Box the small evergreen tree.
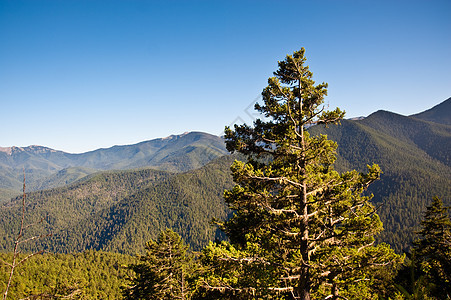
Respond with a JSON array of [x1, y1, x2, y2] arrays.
[[200, 48, 402, 300], [124, 229, 196, 300], [413, 197, 451, 299]]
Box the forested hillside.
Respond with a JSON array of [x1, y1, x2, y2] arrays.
[[0, 155, 235, 255], [309, 106, 451, 252], [0, 38, 449, 299]]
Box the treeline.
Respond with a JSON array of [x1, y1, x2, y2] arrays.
[[1, 111, 449, 255], [0, 131, 229, 200], [0, 168, 173, 252], [45, 155, 233, 254]]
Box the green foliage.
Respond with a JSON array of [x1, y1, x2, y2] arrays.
[[394, 257, 436, 300], [1, 101, 449, 257], [201, 49, 402, 299], [0, 250, 136, 299], [124, 229, 197, 300], [412, 197, 451, 298], [198, 240, 286, 300]]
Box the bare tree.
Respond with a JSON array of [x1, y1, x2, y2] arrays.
[[0, 170, 50, 300]]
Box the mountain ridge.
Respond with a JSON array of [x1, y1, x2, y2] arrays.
[[0, 131, 228, 200], [0, 131, 218, 157], [410, 97, 451, 125]]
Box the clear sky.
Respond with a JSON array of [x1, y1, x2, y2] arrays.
[[1, 0, 450, 153]]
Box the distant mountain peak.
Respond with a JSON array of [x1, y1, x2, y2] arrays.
[[161, 131, 191, 141], [0, 131, 228, 196], [0, 145, 58, 155], [0, 147, 12, 155], [348, 116, 365, 121], [6, 145, 60, 155]]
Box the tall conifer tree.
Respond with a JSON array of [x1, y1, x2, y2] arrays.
[[413, 197, 451, 298], [200, 48, 401, 300]]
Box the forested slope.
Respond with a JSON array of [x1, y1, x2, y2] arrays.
[[309, 108, 451, 252], [0, 156, 234, 255]]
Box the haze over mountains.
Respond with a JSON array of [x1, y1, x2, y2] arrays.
[[0, 131, 228, 200], [0, 98, 449, 254]]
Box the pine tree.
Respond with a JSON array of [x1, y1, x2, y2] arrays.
[[200, 48, 401, 300], [124, 229, 196, 300], [413, 197, 451, 299]]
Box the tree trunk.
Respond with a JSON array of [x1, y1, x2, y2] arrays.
[[298, 266, 311, 300], [297, 69, 310, 300], [297, 196, 310, 300], [332, 283, 339, 300]]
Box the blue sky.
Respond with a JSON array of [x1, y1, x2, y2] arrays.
[[1, 0, 450, 153]]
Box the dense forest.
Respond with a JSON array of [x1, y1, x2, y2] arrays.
[[0, 156, 234, 254], [1, 50, 450, 299]]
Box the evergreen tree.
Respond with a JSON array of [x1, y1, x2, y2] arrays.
[[413, 197, 451, 298], [200, 48, 401, 300], [124, 229, 196, 300]]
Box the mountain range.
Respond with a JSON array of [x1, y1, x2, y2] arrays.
[[0, 98, 449, 254], [0, 131, 228, 202]]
